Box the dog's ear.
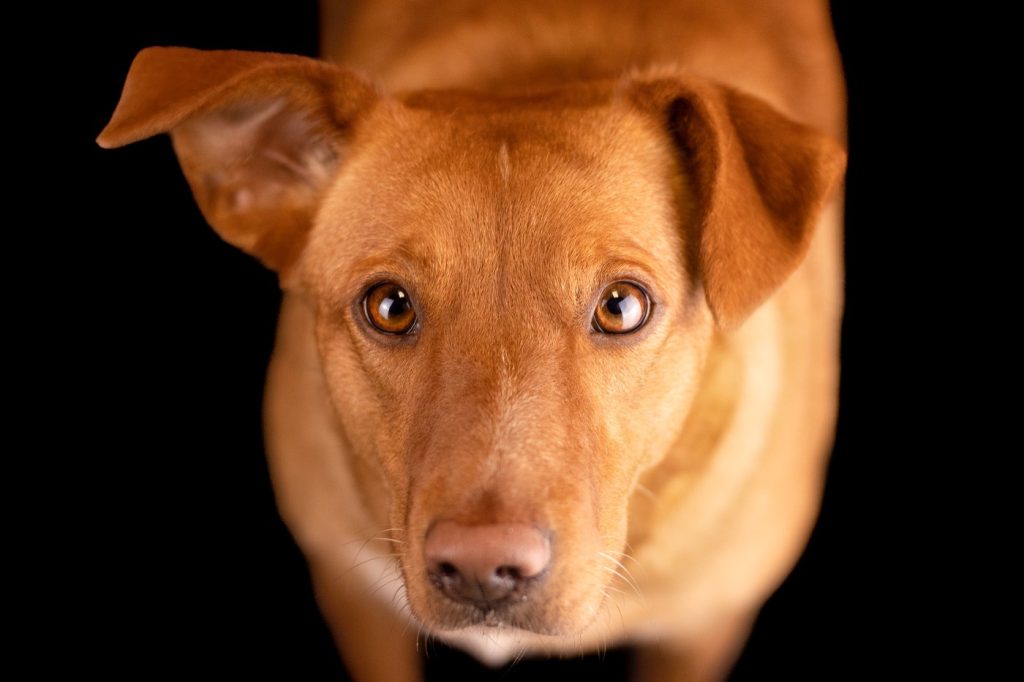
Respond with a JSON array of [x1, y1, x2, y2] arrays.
[[630, 78, 846, 330], [98, 47, 377, 281]]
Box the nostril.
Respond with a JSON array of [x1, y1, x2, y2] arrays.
[[494, 565, 521, 581]]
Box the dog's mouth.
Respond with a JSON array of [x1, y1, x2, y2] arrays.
[[415, 578, 543, 633], [445, 602, 532, 631], [425, 598, 569, 636]]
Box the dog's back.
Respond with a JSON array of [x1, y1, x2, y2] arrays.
[[323, 0, 844, 136]]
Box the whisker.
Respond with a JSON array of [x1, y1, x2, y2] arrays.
[[602, 583, 628, 597], [634, 483, 658, 504], [597, 551, 645, 597], [601, 546, 651, 584], [374, 527, 406, 536], [597, 563, 643, 600], [367, 574, 405, 600], [344, 551, 402, 576]]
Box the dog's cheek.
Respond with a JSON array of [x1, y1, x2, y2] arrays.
[[312, 322, 423, 521], [576, 319, 712, 590], [635, 326, 713, 470], [543, 493, 626, 633]]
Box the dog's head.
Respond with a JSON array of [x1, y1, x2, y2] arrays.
[[100, 48, 844, 636]]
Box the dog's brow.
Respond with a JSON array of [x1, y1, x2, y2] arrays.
[[352, 245, 432, 277], [590, 241, 664, 275]]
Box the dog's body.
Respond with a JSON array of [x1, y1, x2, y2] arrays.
[[100, 1, 845, 679]]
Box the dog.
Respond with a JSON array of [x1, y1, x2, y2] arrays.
[[98, 0, 846, 679]]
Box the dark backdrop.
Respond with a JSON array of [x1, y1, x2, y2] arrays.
[[62, 2, 903, 678]]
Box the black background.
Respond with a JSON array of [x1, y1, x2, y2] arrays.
[[56, 1, 924, 678]]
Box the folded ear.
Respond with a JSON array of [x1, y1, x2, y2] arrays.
[[98, 47, 377, 280], [630, 78, 846, 330]]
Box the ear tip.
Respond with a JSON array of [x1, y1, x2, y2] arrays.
[[96, 121, 136, 149], [99, 46, 206, 150], [133, 45, 198, 62], [126, 46, 191, 77], [96, 130, 118, 149]]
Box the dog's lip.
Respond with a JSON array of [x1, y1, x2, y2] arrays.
[[480, 609, 511, 628], [434, 598, 531, 629], [436, 612, 531, 633], [428, 600, 570, 635]]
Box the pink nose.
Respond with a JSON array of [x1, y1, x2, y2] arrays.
[[424, 521, 551, 606]]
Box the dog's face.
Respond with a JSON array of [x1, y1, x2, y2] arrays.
[[100, 49, 843, 636], [304, 93, 711, 632]]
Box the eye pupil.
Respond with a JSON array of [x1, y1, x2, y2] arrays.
[[605, 289, 624, 314], [593, 282, 650, 334], [364, 282, 417, 334], [378, 289, 408, 320]]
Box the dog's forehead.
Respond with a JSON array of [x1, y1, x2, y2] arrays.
[[308, 92, 688, 302]]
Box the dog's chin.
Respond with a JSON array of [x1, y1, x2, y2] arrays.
[[422, 604, 564, 636], [408, 581, 606, 638]]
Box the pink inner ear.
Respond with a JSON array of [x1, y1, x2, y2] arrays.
[[230, 187, 255, 212], [175, 97, 338, 216], [167, 95, 343, 273]]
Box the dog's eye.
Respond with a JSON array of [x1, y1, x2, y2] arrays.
[[363, 282, 417, 335], [593, 282, 650, 334]]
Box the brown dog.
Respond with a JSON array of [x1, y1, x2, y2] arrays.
[[98, 1, 846, 679]]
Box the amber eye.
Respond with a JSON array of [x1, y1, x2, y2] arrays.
[[593, 281, 650, 334], [362, 282, 417, 335]]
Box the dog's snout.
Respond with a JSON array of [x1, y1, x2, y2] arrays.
[[425, 521, 551, 606]]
